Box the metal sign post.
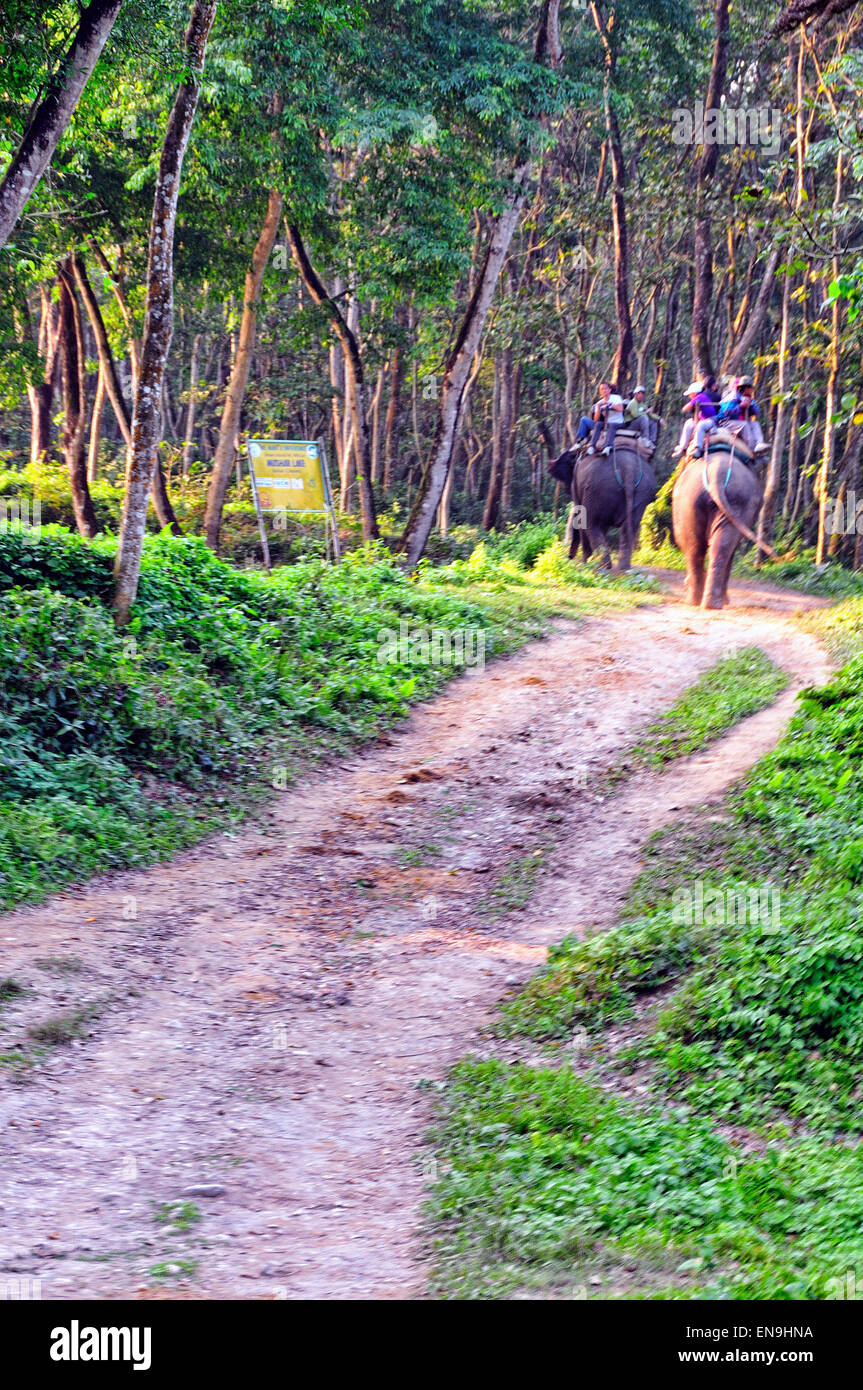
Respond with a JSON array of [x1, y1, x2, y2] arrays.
[[246, 447, 272, 572], [245, 438, 341, 568], [317, 438, 341, 563]]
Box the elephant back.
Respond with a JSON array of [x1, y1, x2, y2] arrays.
[[705, 427, 755, 463], [615, 428, 658, 463]]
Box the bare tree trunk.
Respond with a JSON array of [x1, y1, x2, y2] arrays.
[[653, 275, 679, 412], [204, 186, 284, 549], [634, 286, 658, 387], [756, 268, 791, 556], [285, 223, 379, 541], [0, 0, 123, 248], [816, 151, 844, 566], [783, 399, 801, 518], [72, 252, 132, 444], [58, 261, 98, 537], [691, 0, 730, 379], [370, 365, 385, 484], [182, 332, 202, 474], [400, 166, 529, 565], [113, 0, 216, 622], [338, 292, 360, 513], [25, 285, 61, 463], [89, 239, 142, 391], [87, 366, 106, 481], [534, 0, 563, 65], [590, 2, 633, 388], [328, 277, 346, 485], [438, 451, 456, 537], [383, 342, 403, 491], [722, 245, 782, 379], [502, 356, 520, 517], [483, 353, 505, 531], [73, 250, 181, 532]]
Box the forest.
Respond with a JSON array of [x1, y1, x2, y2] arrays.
[[2, 0, 863, 581], [2, 0, 863, 1331]]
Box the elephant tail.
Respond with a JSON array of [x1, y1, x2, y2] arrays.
[[703, 454, 780, 561]]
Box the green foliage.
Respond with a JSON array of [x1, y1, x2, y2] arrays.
[[0, 524, 649, 908], [429, 1060, 863, 1299], [642, 885, 863, 1129], [624, 647, 788, 769], [428, 598, 863, 1297], [499, 648, 863, 1131], [500, 915, 714, 1039], [801, 594, 863, 665]]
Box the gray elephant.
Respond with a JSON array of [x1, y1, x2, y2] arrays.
[[549, 435, 657, 571], [671, 434, 765, 609]]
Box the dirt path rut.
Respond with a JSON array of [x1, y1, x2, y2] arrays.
[[0, 576, 831, 1300]]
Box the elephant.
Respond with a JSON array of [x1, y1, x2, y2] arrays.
[[549, 434, 658, 572], [671, 436, 764, 609]]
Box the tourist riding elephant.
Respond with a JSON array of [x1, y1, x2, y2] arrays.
[[549, 435, 657, 572], [671, 435, 765, 609]]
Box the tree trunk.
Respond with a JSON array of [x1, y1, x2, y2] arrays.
[[0, 0, 123, 248], [87, 366, 106, 481], [182, 332, 202, 474], [816, 151, 844, 566], [756, 268, 791, 556], [483, 353, 504, 531], [204, 186, 284, 549], [721, 245, 782, 378], [400, 165, 529, 566], [383, 342, 403, 491], [89, 239, 142, 391], [25, 285, 61, 463], [113, 0, 217, 623], [590, 2, 633, 387], [690, 0, 731, 379], [370, 365, 385, 484], [58, 262, 98, 537], [285, 223, 379, 541], [73, 250, 181, 531]]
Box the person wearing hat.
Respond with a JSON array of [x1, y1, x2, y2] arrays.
[[671, 381, 705, 458], [692, 381, 720, 456], [625, 385, 664, 443], [716, 376, 769, 454]]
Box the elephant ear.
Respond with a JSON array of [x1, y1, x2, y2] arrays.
[[548, 452, 575, 487]]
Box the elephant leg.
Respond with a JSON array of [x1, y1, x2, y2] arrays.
[[687, 550, 706, 606], [586, 522, 610, 569], [565, 502, 579, 559], [702, 521, 736, 610]]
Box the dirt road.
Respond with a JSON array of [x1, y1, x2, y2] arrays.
[[0, 575, 831, 1300]]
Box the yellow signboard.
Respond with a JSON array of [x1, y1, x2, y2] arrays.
[[246, 439, 329, 513]]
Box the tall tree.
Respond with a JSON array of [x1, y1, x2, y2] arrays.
[[113, 0, 217, 623], [204, 186, 284, 550], [0, 0, 124, 248], [691, 0, 730, 380]]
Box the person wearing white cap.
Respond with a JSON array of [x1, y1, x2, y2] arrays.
[[671, 380, 703, 458]]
